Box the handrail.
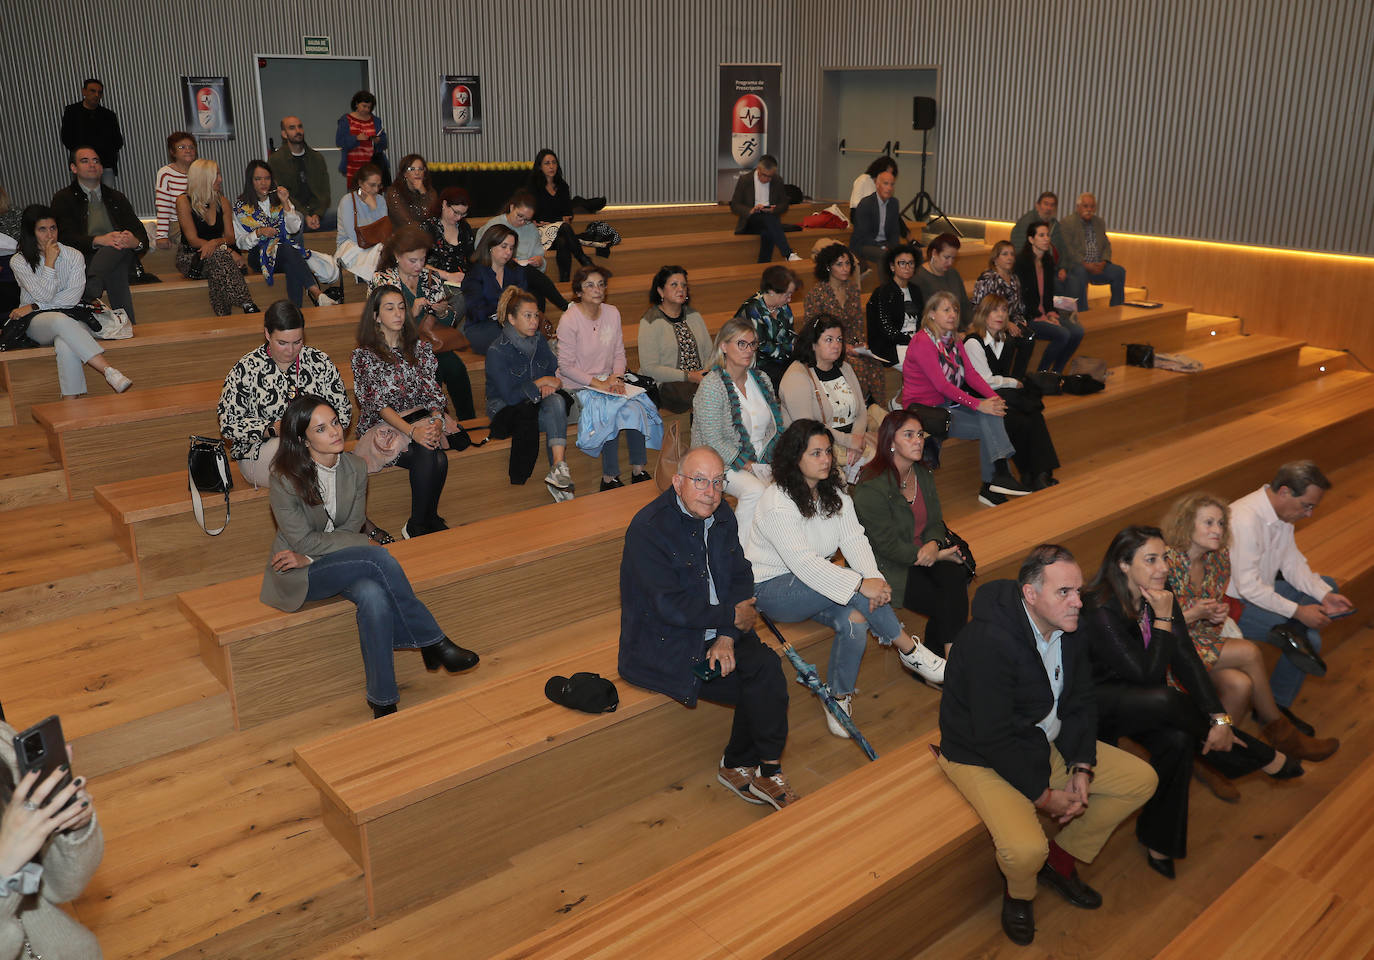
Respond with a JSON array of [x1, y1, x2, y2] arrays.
[[838, 138, 892, 156]]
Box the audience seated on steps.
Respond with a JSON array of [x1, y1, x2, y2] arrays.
[[900, 291, 1029, 507], [963, 295, 1061, 491], [461, 223, 527, 356], [268, 115, 335, 233], [557, 264, 653, 490], [1160, 491, 1338, 802], [746, 420, 946, 739], [371, 225, 475, 419], [217, 299, 351, 490], [806, 243, 884, 405], [8, 203, 131, 397], [1013, 220, 1084, 374], [423, 186, 474, 291], [1057, 193, 1127, 311], [729, 153, 801, 264], [865, 243, 923, 366], [938, 543, 1158, 947], [849, 167, 901, 279], [619, 445, 799, 810], [258, 393, 477, 720], [914, 232, 971, 332], [385, 153, 438, 231], [175, 158, 256, 316], [1226, 460, 1357, 714], [472, 190, 569, 313], [153, 131, 196, 249], [485, 286, 575, 501], [637, 264, 711, 414], [233, 160, 339, 309], [334, 162, 389, 283], [853, 410, 970, 658], [970, 241, 1034, 380], [691, 316, 781, 544], [50, 146, 145, 322], [351, 285, 457, 539], [526, 148, 594, 283], [1078, 526, 1300, 882], [777, 313, 872, 482], [730, 264, 801, 390]]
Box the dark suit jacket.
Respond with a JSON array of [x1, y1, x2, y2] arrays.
[[729, 172, 790, 233], [50, 181, 149, 257], [939, 579, 1098, 800], [849, 193, 901, 253], [619, 487, 755, 705]]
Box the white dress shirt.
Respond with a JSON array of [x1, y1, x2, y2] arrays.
[[753, 171, 771, 208], [1225, 485, 1331, 617]]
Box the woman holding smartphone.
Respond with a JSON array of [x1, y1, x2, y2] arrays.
[[0, 721, 102, 958]]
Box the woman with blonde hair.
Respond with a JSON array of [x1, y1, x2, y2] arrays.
[[1161, 493, 1337, 771], [176, 158, 255, 315], [901, 290, 1028, 506]]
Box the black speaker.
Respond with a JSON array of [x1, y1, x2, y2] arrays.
[[913, 97, 937, 131]]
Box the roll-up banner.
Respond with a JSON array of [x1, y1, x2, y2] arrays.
[[716, 63, 781, 202]]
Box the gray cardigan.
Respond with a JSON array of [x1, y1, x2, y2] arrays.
[[0, 725, 103, 960], [691, 367, 782, 470], [636, 307, 713, 383], [260, 452, 371, 611], [1056, 213, 1113, 269]]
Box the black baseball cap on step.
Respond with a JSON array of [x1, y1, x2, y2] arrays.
[[544, 672, 619, 714]]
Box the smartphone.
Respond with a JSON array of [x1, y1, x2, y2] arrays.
[[692, 659, 722, 683], [13, 715, 76, 810]]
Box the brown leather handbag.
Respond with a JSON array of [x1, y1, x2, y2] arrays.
[[352, 194, 393, 250]]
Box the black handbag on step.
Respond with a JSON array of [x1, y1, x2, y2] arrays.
[[188, 435, 233, 536], [1125, 343, 1155, 368], [938, 528, 977, 580]]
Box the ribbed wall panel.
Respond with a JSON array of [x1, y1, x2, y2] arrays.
[[3, 0, 1370, 253]]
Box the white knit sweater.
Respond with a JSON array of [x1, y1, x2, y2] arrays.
[[745, 483, 883, 603]]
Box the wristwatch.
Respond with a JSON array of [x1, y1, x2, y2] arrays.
[[1209, 714, 1234, 728], [1068, 762, 1095, 782]]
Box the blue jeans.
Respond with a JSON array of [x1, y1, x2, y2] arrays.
[[304, 545, 445, 706], [1235, 576, 1338, 709], [600, 429, 647, 476], [742, 211, 794, 262], [539, 391, 569, 462], [946, 402, 1015, 483], [754, 573, 905, 696], [1027, 315, 1085, 373], [1065, 261, 1127, 311]]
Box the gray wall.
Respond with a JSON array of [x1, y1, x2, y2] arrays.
[[5, 0, 1370, 254]]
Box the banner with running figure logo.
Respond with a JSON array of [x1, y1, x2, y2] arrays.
[[716, 64, 782, 202], [180, 77, 235, 140], [441, 76, 482, 134]]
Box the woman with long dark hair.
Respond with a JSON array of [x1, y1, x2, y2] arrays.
[[0, 728, 102, 957], [350, 286, 455, 538], [8, 204, 131, 396], [1013, 221, 1084, 373], [777, 314, 871, 482], [748, 420, 946, 737], [386, 153, 439, 229], [261, 393, 477, 717], [853, 410, 969, 655], [234, 160, 338, 308], [526, 148, 593, 282], [1080, 525, 1301, 878], [461, 223, 527, 355]]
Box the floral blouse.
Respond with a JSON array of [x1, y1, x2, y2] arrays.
[[1164, 545, 1230, 664], [350, 339, 445, 441], [804, 277, 885, 404], [970, 269, 1026, 327], [423, 216, 474, 274], [371, 266, 456, 325]]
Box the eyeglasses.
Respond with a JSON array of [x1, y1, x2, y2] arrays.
[[733, 339, 759, 351], [893, 258, 916, 268], [581, 280, 607, 289], [678, 474, 727, 490], [405, 166, 425, 174]]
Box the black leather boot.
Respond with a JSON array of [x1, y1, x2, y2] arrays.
[[421, 637, 480, 672]]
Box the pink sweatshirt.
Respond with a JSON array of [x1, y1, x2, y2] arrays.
[[901, 330, 994, 410]]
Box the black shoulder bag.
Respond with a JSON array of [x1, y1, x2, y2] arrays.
[[188, 436, 233, 535]]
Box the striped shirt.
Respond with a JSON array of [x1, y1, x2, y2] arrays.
[[11, 244, 86, 309], [154, 164, 188, 241]]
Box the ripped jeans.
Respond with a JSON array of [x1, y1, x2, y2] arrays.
[[753, 573, 905, 696]]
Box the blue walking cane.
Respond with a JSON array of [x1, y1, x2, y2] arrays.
[[757, 611, 879, 761]]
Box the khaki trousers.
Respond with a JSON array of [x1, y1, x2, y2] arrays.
[[939, 741, 1157, 899]]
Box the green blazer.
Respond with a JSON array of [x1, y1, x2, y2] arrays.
[[851, 465, 948, 602], [259, 452, 371, 611]]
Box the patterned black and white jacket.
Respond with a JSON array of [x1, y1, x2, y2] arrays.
[[217, 344, 351, 461]]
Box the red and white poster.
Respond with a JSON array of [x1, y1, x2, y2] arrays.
[[716, 64, 781, 202], [180, 76, 235, 141], [441, 75, 482, 134]]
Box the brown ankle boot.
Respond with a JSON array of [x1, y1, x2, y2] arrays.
[[1262, 716, 1339, 762], [1192, 761, 1240, 802]]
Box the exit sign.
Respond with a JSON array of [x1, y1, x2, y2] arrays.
[[303, 36, 331, 56]]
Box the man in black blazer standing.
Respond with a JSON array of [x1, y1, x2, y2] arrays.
[[938, 544, 1157, 946], [849, 169, 901, 277], [729, 155, 801, 264]]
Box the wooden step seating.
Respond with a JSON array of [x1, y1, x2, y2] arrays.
[[0, 422, 65, 510], [1155, 750, 1374, 960], [177, 484, 661, 728], [489, 733, 985, 960], [97, 419, 649, 600]]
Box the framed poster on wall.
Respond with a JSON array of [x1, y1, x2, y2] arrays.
[[716, 64, 781, 202], [441, 76, 481, 134], [181, 76, 235, 140]]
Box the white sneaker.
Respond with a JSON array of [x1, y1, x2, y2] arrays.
[[898, 638, 946, 686], [786, 252, 803, 262], [316, 292, 339, 307], [823, 695, 853, 738], [104, 367, 132, 393], [546, 460, 574, 491]]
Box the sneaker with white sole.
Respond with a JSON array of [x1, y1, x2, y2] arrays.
[[104, 366, 132, 393], [545, 462, 574, 490], [899, 638, 946, 686], [988, 470, 1031, 497], [717, 757, 764, 805], [748, 770, 801, 810], [823, 694, 853, 739], [786, 252, 803, 262], [315, 292, 339, 307], [979, 483, 1008, 507]]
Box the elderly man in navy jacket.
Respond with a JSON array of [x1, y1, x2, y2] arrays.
[[938, 544, 1156, 946], [619, 445, 797, 810]]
